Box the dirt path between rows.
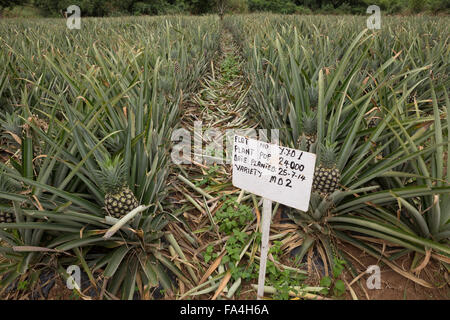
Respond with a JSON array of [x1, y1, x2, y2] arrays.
[[165, 26, 257, 300]]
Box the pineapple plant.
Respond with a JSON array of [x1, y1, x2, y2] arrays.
[[96, 157, 139, 219], [312, 143, 340, 196]]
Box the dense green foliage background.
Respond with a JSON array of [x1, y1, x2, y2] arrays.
[[0, 0, 449, 17]]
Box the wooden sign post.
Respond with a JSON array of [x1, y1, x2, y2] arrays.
[[232, 135, 316, 300], [257, 198, 272, 300]]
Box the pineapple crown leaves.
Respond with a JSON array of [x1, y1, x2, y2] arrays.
[[318, 141, 339, 169], [0, 112, 23, 141], [170, 50, 178, 60], [103, 136, 122, 155], [0, 169, 17, 204], [94, 156, 128, 194], [308, 87, 318, 108], [298, 113, 317, 152], [0, 170, 15, 194], [297, 135, 308, 151], [302, 114, 317, 136]]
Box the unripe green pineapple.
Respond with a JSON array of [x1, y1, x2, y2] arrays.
[[173, 61, 180, 73], [313, 144, 340, 196], [104, 187, 139, 219], [96, 157, 139, 219]]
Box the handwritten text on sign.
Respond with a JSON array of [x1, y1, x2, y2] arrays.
[[232, 135, 316, 212]]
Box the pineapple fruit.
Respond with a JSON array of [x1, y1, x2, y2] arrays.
[[173, 61, 180, 73], [0, 210, 15, 223], [312, 144, 340, 196], [104, 187, 139, 219], [96, 157, 139, 219]]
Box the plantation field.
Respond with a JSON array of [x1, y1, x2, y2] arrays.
[[0, 14, 449, 300]]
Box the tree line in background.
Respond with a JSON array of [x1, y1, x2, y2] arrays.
[[0, 0, 449, 17]]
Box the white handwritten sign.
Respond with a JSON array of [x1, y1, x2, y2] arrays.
[[232, 135, 316, 212]]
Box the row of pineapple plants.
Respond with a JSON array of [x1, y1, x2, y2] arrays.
[[224, 14, 450, 273], [0, 16, 220, 298]]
